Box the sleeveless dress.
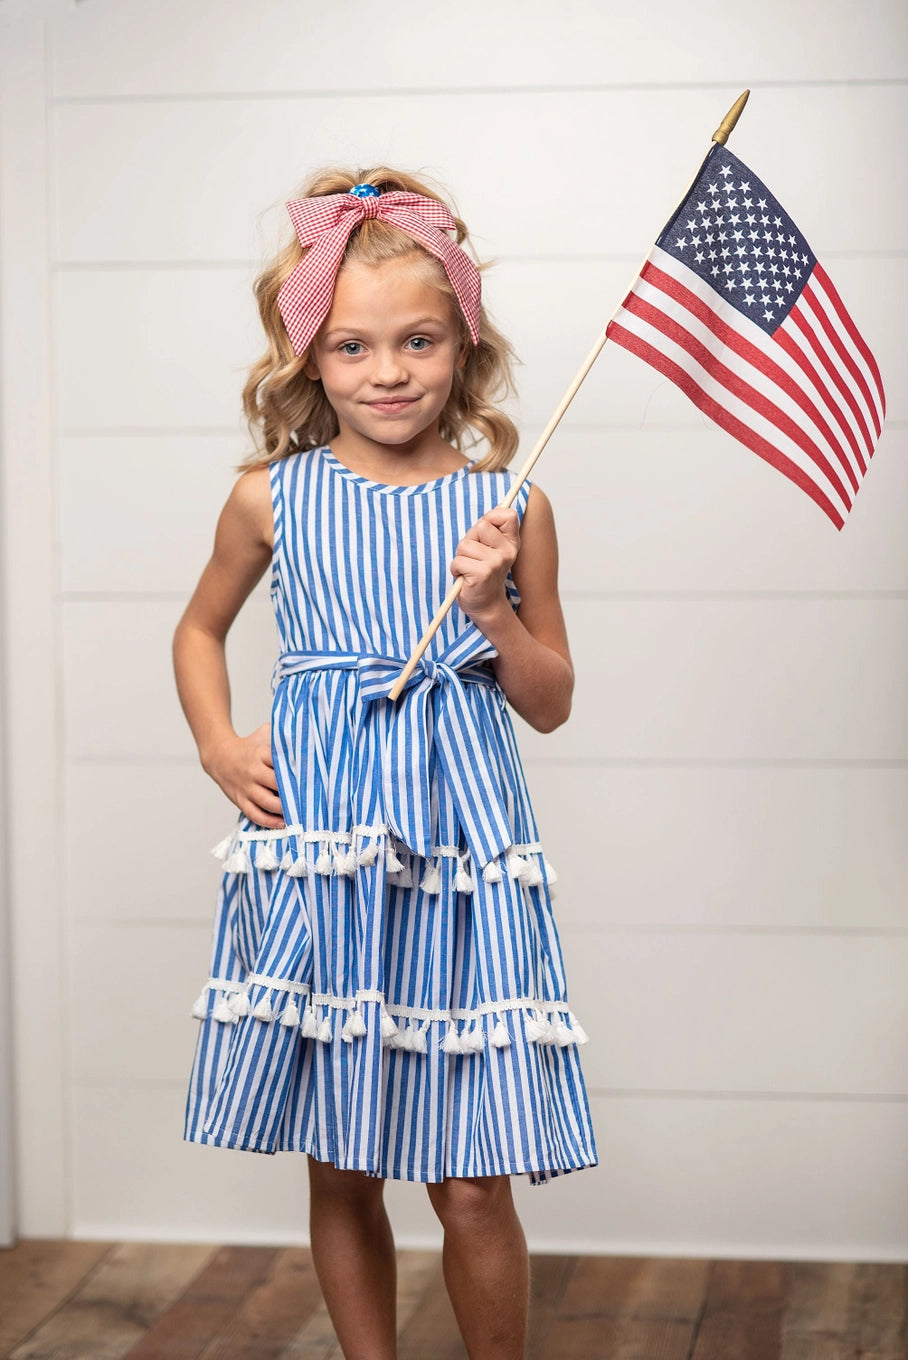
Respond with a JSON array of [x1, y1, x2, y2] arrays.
[[185, 445, 598, 1184]]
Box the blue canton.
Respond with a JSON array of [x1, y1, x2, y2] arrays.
[[656, 144, 817, 335]]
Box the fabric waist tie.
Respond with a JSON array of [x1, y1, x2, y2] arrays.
[[273, 644, 514, 868]]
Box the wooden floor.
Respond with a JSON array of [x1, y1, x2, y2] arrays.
[[0, 1241, 905, 1359]]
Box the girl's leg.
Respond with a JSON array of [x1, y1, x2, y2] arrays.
[[307, 1156, 397, 1359], [426, 1174, 530, 1360]]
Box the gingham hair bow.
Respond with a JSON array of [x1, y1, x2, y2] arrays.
[[276, 188, 482, 356]]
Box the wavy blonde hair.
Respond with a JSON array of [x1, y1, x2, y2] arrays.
[[240, 166, 519, 473]]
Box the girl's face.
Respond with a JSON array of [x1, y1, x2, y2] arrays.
[[306, 257, 466, 454]]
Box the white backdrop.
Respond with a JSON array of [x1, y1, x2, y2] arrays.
[[1, 0, 906, 1258]]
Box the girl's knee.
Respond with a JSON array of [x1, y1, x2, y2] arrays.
[[426, 1174, 513, 1232], [308, 1157, 385, 1205]]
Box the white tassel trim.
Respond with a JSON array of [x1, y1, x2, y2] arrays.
[[380, 1010, 400, 1044], [301, 1008, 318, 1039], [191, 989, 209, 1020], [314, 844, 333, 875], [225, 846, 251, 874], [543, 857, 558, 885], [357, 840, 379, 867], [419, 860, 442, 894], [288, 855, 309, 878], [333, 846, 357, 876], [255, 842, 279, 871], [212, 997, 237, 1024], [506, 850, 532, 880], [341, 1010, 368, 1043], [316, 1017, 333, 1043], [252, 997, 274, 1022], [228, 991, 251, 1018], [384, 844, 404, 874], [482, 859, 503, 884], [490, 1019, 511, 1048], [280, 1000, 301, 1028], [453, 857, 475, 893], [441, 1024, 464, 1054], [461, 1023, 485, 1053]]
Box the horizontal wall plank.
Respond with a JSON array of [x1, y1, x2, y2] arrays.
[[68, 1083, 908, 1259], [62, 597, 908, 762], [57, 428, 907, 597], [62, 599, 276, 761], [49, 0, 908, 96], [51, 86, 908, 260], [53, 256, 904, 433], [65, 763, 234, 924], [59, 433, 248, 594], [518, 596, 908, 762], [66, 761, 908, 932], [527, 763, 908, 931], [67, 921, 908, 1094]]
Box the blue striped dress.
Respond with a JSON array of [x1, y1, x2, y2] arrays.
[[185, 445, 598, 1184]]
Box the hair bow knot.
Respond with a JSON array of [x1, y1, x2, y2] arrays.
[[276, 190, 482, 357]]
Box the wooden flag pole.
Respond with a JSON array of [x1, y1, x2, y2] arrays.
[[388, 90, 750, 701]]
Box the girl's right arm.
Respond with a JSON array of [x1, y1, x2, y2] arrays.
[[172, 465, 286, 829]]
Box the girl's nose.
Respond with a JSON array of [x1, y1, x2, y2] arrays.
[[371, 349, 408, 386]]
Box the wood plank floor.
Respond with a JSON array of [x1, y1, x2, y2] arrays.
[[0, 1242, 905, 1359]]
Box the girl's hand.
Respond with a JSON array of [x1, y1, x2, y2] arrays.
[[451, 507, 521, 626], [203, 721, 286, 829]]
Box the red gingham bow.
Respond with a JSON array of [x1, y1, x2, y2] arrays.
[[276, 190, 482, 356]]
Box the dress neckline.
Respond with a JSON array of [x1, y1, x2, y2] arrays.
[[317, 445, 475, 496]]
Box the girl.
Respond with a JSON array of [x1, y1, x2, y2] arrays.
[[174, 166, 598, 1360]]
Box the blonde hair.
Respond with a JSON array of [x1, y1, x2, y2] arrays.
[[239, 166, 519, 473]]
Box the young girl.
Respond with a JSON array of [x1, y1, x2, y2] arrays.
[[174, 166, 598, 1359]]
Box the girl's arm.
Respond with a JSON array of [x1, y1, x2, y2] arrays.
[[172, 466, 286, 828], [451, 483, 573, 733]]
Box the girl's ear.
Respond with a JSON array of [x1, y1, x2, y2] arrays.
[[303, 348, 321, 381], [455, 343, 470, 371]]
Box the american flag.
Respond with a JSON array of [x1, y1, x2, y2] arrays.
[[607, 144, 885, 529]]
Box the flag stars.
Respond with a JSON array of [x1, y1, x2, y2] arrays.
[[695, 250, 705, 264], [676, 236, 687, 249], [763, 308, 774, 321], [720, 164, 732, 178]]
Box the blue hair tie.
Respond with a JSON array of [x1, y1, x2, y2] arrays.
[[348, 183, 381, 199]]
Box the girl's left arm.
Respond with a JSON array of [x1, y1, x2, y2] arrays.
[[452, 484, 573, 732]]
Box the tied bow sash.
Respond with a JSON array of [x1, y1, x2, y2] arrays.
[[273, 641, 513, 869]]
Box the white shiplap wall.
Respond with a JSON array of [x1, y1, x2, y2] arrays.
[[1, 0, 906, 1257]]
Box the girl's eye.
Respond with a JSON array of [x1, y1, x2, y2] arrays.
[[407, 336, 431, 351], [339, 342, 363, 356]]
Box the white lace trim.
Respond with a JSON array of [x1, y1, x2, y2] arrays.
[[191, 977, 589, 1053]]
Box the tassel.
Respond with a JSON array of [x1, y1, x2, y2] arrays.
[[316, 1016, 333, 1043], [569, 1014, 590, 1045], [191, 989, 209, 1020], [225, 846, 251, 874], [228, 991, 251, 1018], [404, 1024, 427, 1053], [482, 859, 503, 884], [212, 997, 236, 1024], [380, 1010, 400, 1043], [357, 840, 379, 867], [288, 855, 309, 878], [389, 1026, 408, 1048], [441, 1024, 464, 1054], [314, 843, 332, 875], [420, 860, 442, 894], [211, 835, 233, 862], [461, 1023, 485, 1053], [524, 1012, 549, 1043], [252, 997, 274, 1022], [524, 859, 545, 887], [333, 846, 357, 876], [543, 858, 558, 886], [301, 1007, 318, 1039], [280, 850, 294, 871], [453, 858, 474, 893], [506, 850, 531, 880], [341, 1010, 368, 1042], [280, 999, 301, 1028], [490, 1020, 511, 1048], [552, 1018, 576, 1047], [385, 844, 404, 874], [256, 841, 279, 871]]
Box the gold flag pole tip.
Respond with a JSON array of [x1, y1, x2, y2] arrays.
[[711, 89, 750, 146]]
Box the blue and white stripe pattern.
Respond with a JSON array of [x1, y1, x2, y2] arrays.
[[185, 446, 598, 1184]]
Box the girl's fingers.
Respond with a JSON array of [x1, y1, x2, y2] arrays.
[[253, 785, 285, 816]]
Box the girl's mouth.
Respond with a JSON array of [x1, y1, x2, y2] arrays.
[[365, 398, 418, 413]]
